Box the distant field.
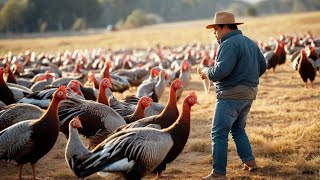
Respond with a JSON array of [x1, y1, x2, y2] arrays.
[[0, 11, 320, 54], [0, 11, 320, 180]]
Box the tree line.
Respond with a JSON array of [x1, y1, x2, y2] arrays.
[[0, 0, 319, 33]]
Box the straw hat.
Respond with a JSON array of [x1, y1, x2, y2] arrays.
[[206, 12, 243, 29]]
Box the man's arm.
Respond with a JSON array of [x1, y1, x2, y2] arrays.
[[206, 43, 238, 82], [257, 49, 267, 77]]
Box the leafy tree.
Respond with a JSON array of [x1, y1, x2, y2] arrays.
[[22, 0, 102, 31], [246, 6, 258, 16], [121, 9, 162, 29], [1, 0, 320, 33], [123, 9, 145, 29], [0, 0, 28, 32], [72, 17, 87, 31], [292, 0, 307, 12]]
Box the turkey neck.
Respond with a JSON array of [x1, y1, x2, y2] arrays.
[[309, 49, 318, 60], [162, 101, 191, 164], [97, 86, 109, 106], [128, 101, 147, 123], [101, 63, 111, 80], [93, 78, 99, 89], [39, 95, 61, 125], [165, 100, 191, 136], [0, 71, 15, 105], [300, 52, 308, 64], [68, 125, 88, 154], [31, 93, 62, 144], [161, 85, 177, 114], [274, 42, 282, 56], [6, 67, 17, 84]]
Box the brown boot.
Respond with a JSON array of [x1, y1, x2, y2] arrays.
[[243, 159, 257, 172], [202, 171, 227, 180]]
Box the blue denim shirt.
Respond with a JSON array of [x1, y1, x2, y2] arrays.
[[206, 30, 266, 93]]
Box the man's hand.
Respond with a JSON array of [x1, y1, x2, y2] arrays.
[[197, 67, 208, 79]]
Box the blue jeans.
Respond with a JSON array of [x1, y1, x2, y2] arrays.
[[211, 99, 255, 174]]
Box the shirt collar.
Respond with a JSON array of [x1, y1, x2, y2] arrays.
[[218, 30, 242, 44]]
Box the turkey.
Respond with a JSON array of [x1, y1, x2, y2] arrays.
[[199, 51, 215, 95], [29, 72, 54, 92], [136, 69, 169, 102], [152, 92, 197, 174], [67, 92, 198, 179], [112, 66, 150, 87], [305, 46, 320, 70], [0, 86, 67, 180], [58, 95, 127, 149], [140, 67, 159, 85], [0, 103, 44, 131], [176, 59, 191, 101], [5, 65, 33, 88], [65, 117, 90, 178], [123, 96, 153, 124], [0, 67, 16, 105], [18, 80, 83, 109], [50, 73, 86, 88], [298, 49, 316, 88], [108, 92, 164, 118], [96, 78, 112, 106], [100, 60, 130, 93], [7, 82, 33, 102], [116, 78, 183, 131], [264, 40, 286, 71]]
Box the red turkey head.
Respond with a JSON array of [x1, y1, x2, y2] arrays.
[[100, 78, 112, 89], [109, 54, 114, 61], [88, 71, 96, 82], [308, 46, 318, 60], [161, 70, 170, 80], [72, 63, 82, 74], [69, 80, 83, 87], [71, 116, 82, 129], [67, 81, 81, 95], [181, 60, 189, 72], [300, 49, 309, 64], [106, 60, 112, 69], [150, 67, 159, 77], [139, 96, 153, 108], [36, 75, 46, 82], [171, 78, 183, 91], [55, 86, 68, 100], [45, 72, 54, 80], [187, 91, 198, 106]]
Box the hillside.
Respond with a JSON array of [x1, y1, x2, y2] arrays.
[[0, 0, 319, 33], [0, 11, 320, 54]]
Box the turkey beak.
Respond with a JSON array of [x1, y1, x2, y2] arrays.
[[196, 101, 200, 105], [65, 87, 72, 92]]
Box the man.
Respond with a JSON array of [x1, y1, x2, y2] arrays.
[[197, 12, 267, 179]]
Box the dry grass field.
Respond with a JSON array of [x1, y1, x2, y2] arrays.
[[0, 11, 320, 180]]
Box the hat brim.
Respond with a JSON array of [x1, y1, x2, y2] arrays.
[[206, 22, 244, 29]]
